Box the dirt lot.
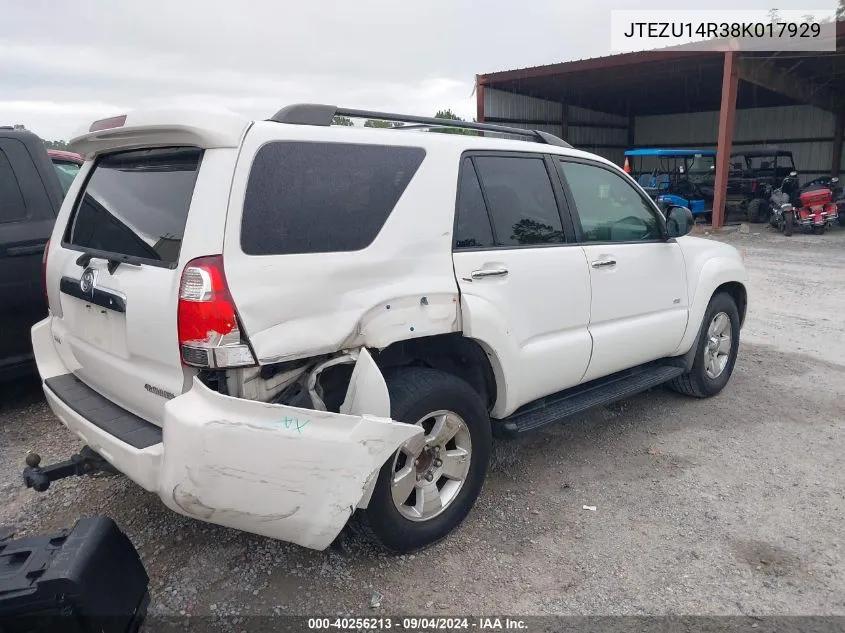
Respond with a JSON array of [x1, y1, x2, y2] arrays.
[[2, 225, 844, 621]]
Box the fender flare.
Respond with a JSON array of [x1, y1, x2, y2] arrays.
[[673, 257, 748, 361]]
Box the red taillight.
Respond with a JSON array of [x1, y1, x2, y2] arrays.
[[751, 180, 758, 193], [177, 255, 256, 369], [89, 115, 127, 132], [42, 238, 50, 309]]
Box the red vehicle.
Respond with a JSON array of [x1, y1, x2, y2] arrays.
[[795, 184, 839, 235], [47, 148, 84, 196]]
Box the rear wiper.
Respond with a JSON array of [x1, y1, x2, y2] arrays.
[[74, 252, 141, 274]]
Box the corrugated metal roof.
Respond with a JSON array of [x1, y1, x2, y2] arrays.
[[478, 20, 845, 82]]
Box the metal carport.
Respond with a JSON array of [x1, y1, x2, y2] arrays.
[[475, 21, 845, 228]]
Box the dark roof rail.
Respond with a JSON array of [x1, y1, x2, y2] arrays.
[[268, 103, 573, 148]]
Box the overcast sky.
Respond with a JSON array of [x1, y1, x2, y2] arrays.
[[0, 0, 828, 141]]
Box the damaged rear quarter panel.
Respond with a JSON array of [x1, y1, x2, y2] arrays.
[[159, 377, 422, 550], [221, 124, 464, 364]]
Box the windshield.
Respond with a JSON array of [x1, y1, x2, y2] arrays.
[[52, 159, 81, 196], [64, 147, 202, 266]]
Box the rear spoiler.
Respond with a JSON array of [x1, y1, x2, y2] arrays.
[[68, 110, 252, 160]]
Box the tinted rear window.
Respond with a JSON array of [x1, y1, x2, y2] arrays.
[[65, 147, 202, 266], [241, 141, 425, 255]]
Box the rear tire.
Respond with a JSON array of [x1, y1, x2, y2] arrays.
[[747, 198, 768, 223], [783, 210, 794, 236], [813, 224, 825, 235], [667, 292, 740, 399], [354, 368, 491, 553]]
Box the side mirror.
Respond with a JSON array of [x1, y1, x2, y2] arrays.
[[832, 177, 840, 184], [665, 205, 695, 238]]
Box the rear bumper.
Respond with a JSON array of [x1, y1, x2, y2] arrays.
[[31, 318, 420, 550]]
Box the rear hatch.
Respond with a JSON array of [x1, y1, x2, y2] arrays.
[[47, 141, 234, 426]]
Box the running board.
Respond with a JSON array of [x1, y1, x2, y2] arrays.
[[494, 362, 685, 437]]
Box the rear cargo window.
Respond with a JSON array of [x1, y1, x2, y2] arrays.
[[64, 147, 202, 266], [240, 141, 425, 255]]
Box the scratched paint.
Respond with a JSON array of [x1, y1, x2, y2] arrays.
[[157, 375, 423, 549]]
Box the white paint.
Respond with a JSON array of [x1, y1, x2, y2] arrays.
[[453, 246, 593, 418], [34, 106, 750, 548], [159, 378, 419, 550], [340, 348, 390, 418], [45, 148, 240, 426], [34, 318, 420, 550], [68, 109, 251, 159], [671, 236, 749, 356], [580, 242, 688, 383]]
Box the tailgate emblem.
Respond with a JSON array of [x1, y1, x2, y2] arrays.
[[80, 268, 98, 295]]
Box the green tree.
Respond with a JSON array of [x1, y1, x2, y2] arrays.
[[13, 123, 26, 130], [431, 109, 477, 135], [332, 115, 353, 126], [837, 0, 844, 20], [43, 140, 69, 150], [363, 119, 397, 128]]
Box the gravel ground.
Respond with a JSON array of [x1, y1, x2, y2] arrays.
[[1, 224, 844, 622]]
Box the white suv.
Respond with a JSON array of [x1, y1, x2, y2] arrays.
[[29, 104, 748, 553]]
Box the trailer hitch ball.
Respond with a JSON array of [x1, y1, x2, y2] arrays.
[[22, 447, 113, 493]]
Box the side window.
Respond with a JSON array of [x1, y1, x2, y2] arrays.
[[454, 159, 494, 249], [559, 160, 663, 243], [473, 156, 564, 246], [0, 148, 27, 223], [241, 142, 425, 255]]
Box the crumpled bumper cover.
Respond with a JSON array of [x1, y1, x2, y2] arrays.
[[32, 317, 422, 550]]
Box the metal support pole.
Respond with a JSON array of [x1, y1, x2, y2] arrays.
[[475, 76, 485, 123], [712, 51, 739, 229], [833, 112, 843, 178]]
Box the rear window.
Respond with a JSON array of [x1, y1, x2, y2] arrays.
[[64, 147, 202, 266], [240, 141, 425, 255]]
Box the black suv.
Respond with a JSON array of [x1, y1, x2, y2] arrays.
[[0, 127, 73, 380], [727, 148, 797, 223]]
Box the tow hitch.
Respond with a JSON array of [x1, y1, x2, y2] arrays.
[[23, 447, 116, 492]]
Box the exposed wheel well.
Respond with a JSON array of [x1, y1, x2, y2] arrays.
[[371, 334, 497, 410], [716, 281, 747, 327]]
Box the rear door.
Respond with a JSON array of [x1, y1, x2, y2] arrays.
[[555, 158, 688, 383], [451, 152, 592, 416], [47, 146, 230, 424], [0, 138, 58, 371]]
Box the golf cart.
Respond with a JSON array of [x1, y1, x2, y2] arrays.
[[624, 149, 716, 221], [727, 148, 797, 222]]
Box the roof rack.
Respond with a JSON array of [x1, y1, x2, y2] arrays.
[[268, 103, 573, 148]]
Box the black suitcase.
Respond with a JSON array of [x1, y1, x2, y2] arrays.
[[0, 516, 149, 633]]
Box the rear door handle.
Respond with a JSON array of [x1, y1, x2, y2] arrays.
[[590, 258, 617, 269], [470, 267, 509, 279], [6, 243, 46, 257]]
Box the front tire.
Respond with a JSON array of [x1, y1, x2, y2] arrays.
[[667, 292, 740, 398], [355, 368, 492, 553]]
